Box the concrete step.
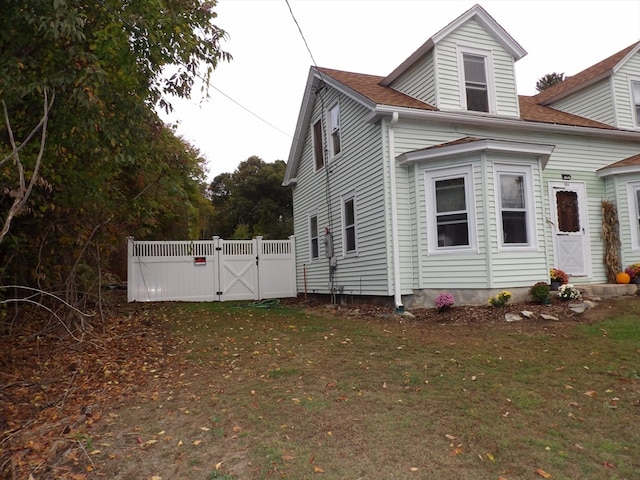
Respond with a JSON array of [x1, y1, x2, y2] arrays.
[[577, 283, 638, 299]]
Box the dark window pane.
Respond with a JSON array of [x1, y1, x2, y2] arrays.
[[500, 174, 525, 208], [502, 211, 527, 244], [313, 121, 324, 169], [556, 190, 580, 232], [345, 226, 356, 252], [437, 213, 469, 246], [435, 178, 466, 213]]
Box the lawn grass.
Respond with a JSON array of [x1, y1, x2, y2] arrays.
[[95, 297, 640, 479]]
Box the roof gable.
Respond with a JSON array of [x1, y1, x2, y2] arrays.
[[534, 41, 640, 105], [380, 4, 526, 87]]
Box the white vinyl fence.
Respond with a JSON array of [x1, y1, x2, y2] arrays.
[[127, 236, 296, 302]]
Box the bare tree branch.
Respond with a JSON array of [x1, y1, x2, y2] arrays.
[[0, 89, 55, 243]]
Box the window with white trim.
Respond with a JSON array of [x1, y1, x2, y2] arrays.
[[458, 47, 495, 113], [631, 78, 640, 127], [627, 181, 640, 249], [425, 165, 477, 253], [312, 119, 324, 170], [309, 213, 319, 260], [342, 192, 357, 254], [495, 164, 536, 248], [328, 103, 341, 157]]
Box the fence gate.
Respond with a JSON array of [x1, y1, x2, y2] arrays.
[[127, 236, 296, 302]]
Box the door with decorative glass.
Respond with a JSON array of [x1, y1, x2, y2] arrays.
[[549, 182, 591, 277]]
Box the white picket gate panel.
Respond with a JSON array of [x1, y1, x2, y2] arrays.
[[127, 236, 296, 302]]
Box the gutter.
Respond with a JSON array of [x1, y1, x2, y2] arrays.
[[364, 106, 640, 143], [387, 111, 404, 313]]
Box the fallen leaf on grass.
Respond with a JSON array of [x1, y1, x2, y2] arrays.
[[192, 439, 202, 446], [535, 468, 552, 478], [450, 446, 463, 455], [486, 452, 495, 462], [409, 467, 419, 472], [144, 439, 158, 446], [602, 461, 615, 468], [584, 390, 598, 398], [444, 434, 456, 441], [313, 465, 325, 473]]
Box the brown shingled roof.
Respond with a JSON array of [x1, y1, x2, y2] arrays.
[[318, 67, 438, 111], [519, 96, 616, 129], [598, 153, 640, 171], [534, 42, 640, 104]]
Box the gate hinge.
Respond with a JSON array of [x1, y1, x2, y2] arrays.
[[216, 291, 223, 295]]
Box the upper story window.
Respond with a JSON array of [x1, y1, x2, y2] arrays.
[[495, 164, 537, 249], [425, 165, 477, 253], [458, 47, 495, 113], [342, 191, 357, 254], [631, 78, 640, 127], [328, 104, 341, 157], [312, 119, 324, 170], [309, 213, 319, 260]]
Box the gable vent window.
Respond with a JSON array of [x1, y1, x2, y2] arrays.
[[463, 53, 489, 113], [329, 104, 341, 157]]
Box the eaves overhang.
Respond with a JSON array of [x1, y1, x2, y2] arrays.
[[365, 105, 640, 143], [597, 165, 640, 178], [397, 138, 555, 169]]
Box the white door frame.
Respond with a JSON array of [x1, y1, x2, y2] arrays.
[[548, 181, 592, 277]]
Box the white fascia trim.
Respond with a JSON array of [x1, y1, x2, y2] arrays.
[[597, 165, 640, 178], [381, 5, 526, 87], [397, 139, 555, 167], [366, 105, 640, 143]]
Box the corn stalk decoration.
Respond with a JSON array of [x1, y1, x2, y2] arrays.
[[601, 200, 621, 283]]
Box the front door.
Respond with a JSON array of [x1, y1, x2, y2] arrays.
[[549, 182, 591, 277]]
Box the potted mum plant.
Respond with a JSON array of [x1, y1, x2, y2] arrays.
[[624, 263, 640, 284], [549, 268, 569, 291]]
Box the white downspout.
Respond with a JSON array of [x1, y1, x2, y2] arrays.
[[388, 112, 404, 312]]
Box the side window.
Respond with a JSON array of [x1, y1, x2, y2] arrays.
[[312, 119, 324, 170], [329, 104, 341, 157], [342, 193, 357, 254], [627, 181, 640, 250], [495, 164, 536, 248], [425, 165, 477, 253], [309, 214, 319, 260], [631, 78, 640, 127]]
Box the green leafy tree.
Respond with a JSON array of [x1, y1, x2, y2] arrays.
[[209, 157, 293, 239], [0, 0, 229, 302], [536, 72, 565, 92]]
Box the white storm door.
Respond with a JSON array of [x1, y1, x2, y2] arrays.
[[549, 182, 591, 277]]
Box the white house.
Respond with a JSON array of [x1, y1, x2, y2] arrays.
[[283, 4, 640, 309]]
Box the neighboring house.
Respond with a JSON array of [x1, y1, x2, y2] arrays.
[[282, 3, 640, 309]]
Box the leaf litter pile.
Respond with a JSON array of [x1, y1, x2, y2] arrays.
[[1, 292, 639, 479]]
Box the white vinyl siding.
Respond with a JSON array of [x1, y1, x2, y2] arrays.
[[389, 52, 437, 106], [292, 87, 390, 296], [611, 52, 640, 129], [435, 19, 519, 116], [551, 79, 615, 126]]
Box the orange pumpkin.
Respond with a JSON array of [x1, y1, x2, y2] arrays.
[[616, 272, 631, 284]]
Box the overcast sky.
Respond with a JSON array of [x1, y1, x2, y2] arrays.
[[160, 0, 640, 181]]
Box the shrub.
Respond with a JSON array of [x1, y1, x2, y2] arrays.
[[529, 282, 551, 304], [434, 292, 455, 312], [558, 283, 581, 301], [488, 290, 512, 307]]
